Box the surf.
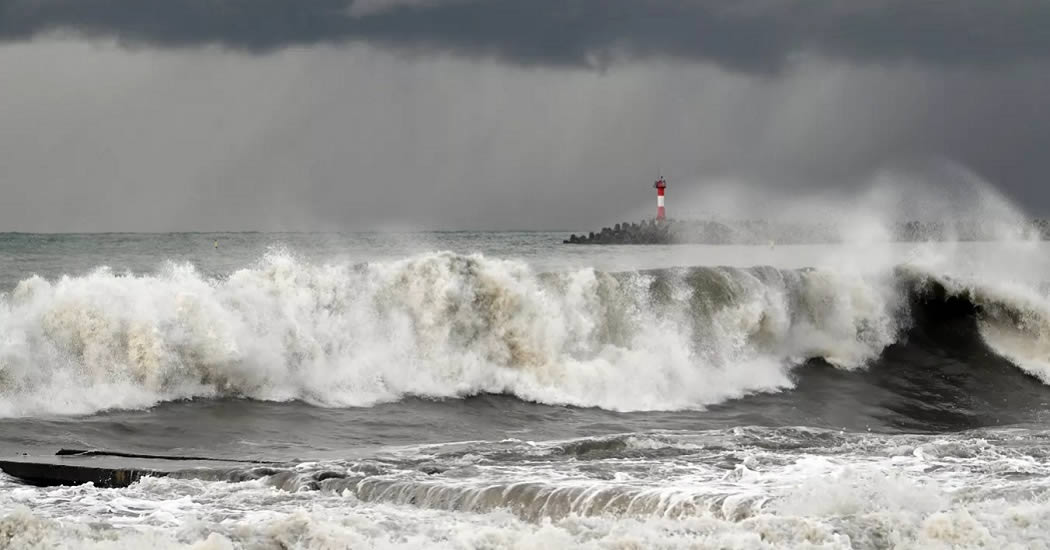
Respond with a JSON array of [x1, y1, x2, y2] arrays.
[[0, 248, 1047, 418]]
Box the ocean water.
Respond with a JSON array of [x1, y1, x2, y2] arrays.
[[3, 231, 1050, 548]]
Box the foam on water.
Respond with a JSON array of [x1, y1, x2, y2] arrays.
[[0, 249, 918, 416], [3, 239, 1050, 417], [5, 172, 1050, 550], [4, 429, 1050, 549]]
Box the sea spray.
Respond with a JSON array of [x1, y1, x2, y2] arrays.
[[1, 248, 1036, 417]]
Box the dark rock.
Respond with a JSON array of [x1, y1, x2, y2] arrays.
[[0, 459, 163, 488]]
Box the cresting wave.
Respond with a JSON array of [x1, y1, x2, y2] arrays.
[[0, 250, 1046, 417]]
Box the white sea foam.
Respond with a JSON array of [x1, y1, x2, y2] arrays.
[[0, 247, 927, 416], [3, 429, 1050, 549]]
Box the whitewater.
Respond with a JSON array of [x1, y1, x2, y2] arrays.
[[0, 250, 900, 415], [2, 237, 1049, 416], [4, 229, 1050, 549]]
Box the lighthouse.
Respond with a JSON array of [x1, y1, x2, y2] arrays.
[[653, 175, 667, 221]]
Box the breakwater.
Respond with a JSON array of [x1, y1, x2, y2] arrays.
[[563, 219, 673, 244], [564, 218, 1050, 244]]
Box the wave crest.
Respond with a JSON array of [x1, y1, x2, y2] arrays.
[[0, 250, 1036, 417]]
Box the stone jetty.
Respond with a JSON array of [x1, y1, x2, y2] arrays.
[[564, 218, 1050, 245], [563, 219, 674, 244]]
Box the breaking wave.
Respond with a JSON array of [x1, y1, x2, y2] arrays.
[[0, 249, 1047, 417]]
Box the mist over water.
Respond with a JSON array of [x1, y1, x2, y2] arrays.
[[5, 178, 1050, 548], [3, 176, 1048, 416]]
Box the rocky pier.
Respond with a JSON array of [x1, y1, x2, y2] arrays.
[[563, 218, 1050, 245], [563, 219, 674, 244]]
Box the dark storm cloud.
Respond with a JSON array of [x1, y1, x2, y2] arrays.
[[2, 0, 1049, 72]]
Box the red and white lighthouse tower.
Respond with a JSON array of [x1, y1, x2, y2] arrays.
[[653, 174, 667, 221]]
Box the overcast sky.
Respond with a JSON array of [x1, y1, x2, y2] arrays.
[[1, 0, 1048, 231]]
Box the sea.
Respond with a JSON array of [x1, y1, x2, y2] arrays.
[[2, 230, 1050, 549]]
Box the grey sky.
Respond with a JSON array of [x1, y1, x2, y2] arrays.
[[3, 1, 1048, 70], [0, 1, 1048, 231]]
